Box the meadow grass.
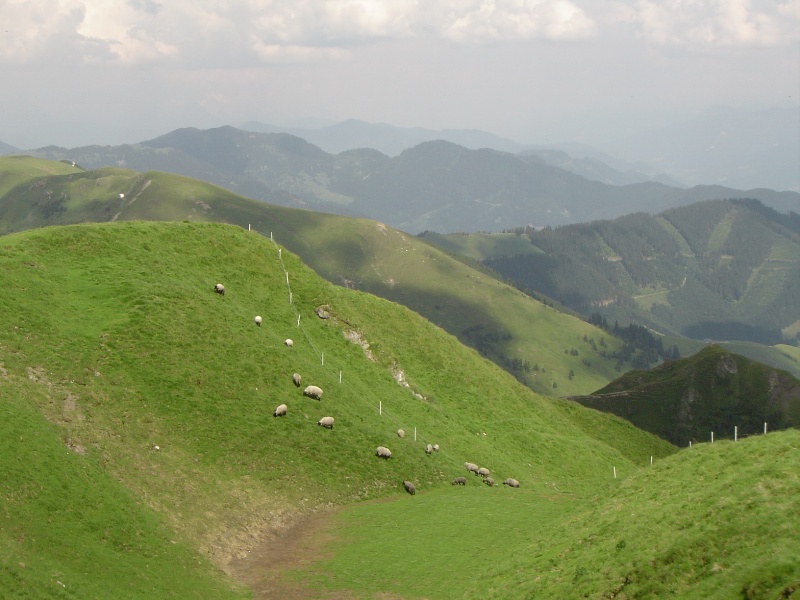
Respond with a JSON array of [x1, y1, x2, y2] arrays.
[[292, 431, 800, 599], [0, 221, 675, 597]]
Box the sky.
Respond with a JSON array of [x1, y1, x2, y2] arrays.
[[1, 0, 799, 149]]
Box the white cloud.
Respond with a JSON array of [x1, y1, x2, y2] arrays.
[[625, 0, 799, 47], [1, 0, 796, 67]]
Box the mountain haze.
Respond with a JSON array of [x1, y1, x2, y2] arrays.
[[28, 125, 799, 233]]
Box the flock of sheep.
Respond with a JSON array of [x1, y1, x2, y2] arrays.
[[214, 281, 520, 498]]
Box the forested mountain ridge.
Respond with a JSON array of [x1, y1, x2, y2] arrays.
[[27, 125, 799, 233], [570, 345, 800, 447], [435, 199, 799, 346]]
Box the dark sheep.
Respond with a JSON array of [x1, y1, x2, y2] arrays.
[[403, 480, 416, 495], [273, 403, 287, 417], [464, 462, 479, 475], [503, 478, 520, 488], [451, 477, 467, 486]]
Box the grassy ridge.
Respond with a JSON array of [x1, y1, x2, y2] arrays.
[[0, 221, 674, 597], [0, 157, 635, 396], [294, 430, 800, 599]]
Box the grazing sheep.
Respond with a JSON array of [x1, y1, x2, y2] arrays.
[[403, 480, 416, 495], [303, 385, 323, 400], [464, 462, 479, 475], [292, 373, 302, 387], [397, 429, 405, 438], [317, 416, 334, 429], [425, 444, 433, 455], [451, 477, 467, 486], [254, 315, 262, 326], [284, 339, 294, 347], [503, 478, 520, 488], [376, 446, 392, 459], [477, 467, 491, 478], [273, 403, 287, 417], [483, 477, 494, 487], [433, 444, 439, 452], [214, 283, 225, 295]]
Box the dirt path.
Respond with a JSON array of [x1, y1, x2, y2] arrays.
[[230, 508, 357, 600]]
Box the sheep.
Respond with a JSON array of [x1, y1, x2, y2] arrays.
[[397, 429, 405, 438], [292, 373, 302, 387], [503, 478, 520, 488], [273, 404, 287, 418], [464, 462, 479, 475], [477, 467, 491, 478], [451, 477, 467, 486], [425, 444, 433, 455], [254, 315, 262, 326], [214, 283, 225, 295], [285, 339, 294, 347], [403, 480, 416, 495], [483, 477, 494, 487], [303, 385, 323, 400], [375, 446, 392, 459], [433, 444, 439, 452], [317, 416, 334, 429]]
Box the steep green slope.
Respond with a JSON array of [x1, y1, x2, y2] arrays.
[[288, 430, 799, 599], [0, 155, 81, 197], [478, 200, 800, 345], [571, 345, 800, 446], [0, 221, 675, 597], [0, 158, 636, 396]]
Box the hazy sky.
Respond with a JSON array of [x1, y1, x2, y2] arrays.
[[1, 0, 798, 149]]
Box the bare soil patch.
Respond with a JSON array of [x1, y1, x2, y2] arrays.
[[231, 508, 358, 600]]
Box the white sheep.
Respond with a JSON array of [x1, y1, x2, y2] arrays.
[[292, 373, 301, 387], [273, 404, 287, 417], [284, 339, 294, 347], [376, 446, 392, 459], [433, 444, 439, 452], [397, 429, 405, 438], [464, 462, 479, 475], [425, 444, 433, 455], [317, 416, 334, 429], [503, 478, 520, 488], [303, 385, 323, 400], [477, 467, 490, 478], [214, 283, 225, 295], [254, 315, 262, 326]]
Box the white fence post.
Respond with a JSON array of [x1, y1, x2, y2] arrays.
[[764, 422, 768, 434], [650, 456, 653, 466], [734, 426, 738, 442], [296, 315, 300, 327], [414, 427, 417, 441], [321, 352, 324, 366], [711, 432, 714, 443], [339, 371, 342, 383], [613, 466, 617, 479], [379, 401, 382, 415]]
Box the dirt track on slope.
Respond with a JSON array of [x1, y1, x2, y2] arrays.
[[230, 508, 357, 600]]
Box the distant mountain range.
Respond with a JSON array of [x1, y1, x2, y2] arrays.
[[570, 345, 800, 446], [27, 125, 799, 234], [0, 140, 20, 155], [431, 199, 800, 345]]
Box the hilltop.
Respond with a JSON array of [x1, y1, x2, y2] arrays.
[[0, 156, 649, 397], [0, 220, 678, 597], [28, 125, 799, 233], [570, 345, 800, 446]]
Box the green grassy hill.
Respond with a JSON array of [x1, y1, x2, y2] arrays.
[[571, 345, 800, 446], [1, 221, 678, 598], [0, 157, 641, 396], [2, 222, 797, 599]]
